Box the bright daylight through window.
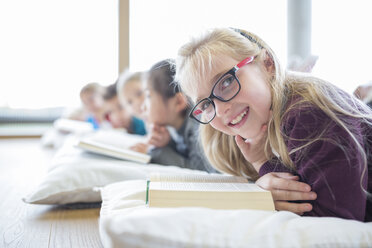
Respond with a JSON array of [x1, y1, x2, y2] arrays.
[[0, 0, 118, 109]]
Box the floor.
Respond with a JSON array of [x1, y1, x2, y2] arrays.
[[0, 138, 103, 248]]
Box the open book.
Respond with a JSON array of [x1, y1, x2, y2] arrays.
[[147, 173, 275, 210], [76, 130, 151, 164], [53, 118, 94, 134]]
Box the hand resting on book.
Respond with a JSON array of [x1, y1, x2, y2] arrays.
[[256, 172, 317, 215]]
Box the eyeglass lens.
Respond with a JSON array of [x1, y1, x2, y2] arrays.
[[213, 74, 240, 100], [193, 74, 239, 123]]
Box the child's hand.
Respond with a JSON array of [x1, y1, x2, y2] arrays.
[[130, 143, 149, 154], [256, 172, 317, 215], [148, 124, 171, 148], [235, 124, 268, 169]]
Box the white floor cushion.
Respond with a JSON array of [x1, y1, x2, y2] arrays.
[[99, 180, 372, 248], [23, 137, 207, 205]]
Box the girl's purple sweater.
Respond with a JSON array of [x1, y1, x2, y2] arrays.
[[259, 103, 372, 222]]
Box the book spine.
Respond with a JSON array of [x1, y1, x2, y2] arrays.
[[145, 180, 150, 205]]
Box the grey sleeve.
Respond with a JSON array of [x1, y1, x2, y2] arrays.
[[184, 134, 217, 173], [149, 145, 189, 168], [148, 118, 218, 173], [149, 143, 216, 172]]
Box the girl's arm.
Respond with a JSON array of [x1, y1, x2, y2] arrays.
[[260, 105, 368, 221], [235, 123, 316, 214]]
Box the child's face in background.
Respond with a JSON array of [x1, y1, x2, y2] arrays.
[[192, 54, 272, 140], [142, 86, 172, 126], [81, 91, 104, 113], [104, 96, 131, 129], [121, 80, 145, 118]]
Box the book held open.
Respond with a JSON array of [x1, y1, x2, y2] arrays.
[[147, 173, 275, 210], [76, 130, 151, 164]]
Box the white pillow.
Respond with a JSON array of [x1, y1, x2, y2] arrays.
[[99, 180, 372, 248], [23, 138, 207, 205]]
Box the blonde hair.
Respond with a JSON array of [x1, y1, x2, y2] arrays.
[[116, 70, 144, 104], [176, 27, 372, 187], [80, 82, 104, 98]]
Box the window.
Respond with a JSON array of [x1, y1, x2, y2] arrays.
[[129, 0, 287, 72], [0, 0, 118, 109], [312, 0, 372, 93]]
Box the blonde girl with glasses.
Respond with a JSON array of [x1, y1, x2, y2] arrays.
[[176, 27, 372, 221]]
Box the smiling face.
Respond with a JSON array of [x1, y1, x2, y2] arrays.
[[193, 54, 272, 139]]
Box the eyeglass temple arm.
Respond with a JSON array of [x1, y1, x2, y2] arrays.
[[236, 56, 254, 69]]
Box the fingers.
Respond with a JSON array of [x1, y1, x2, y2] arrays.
[[244, 124, 267, 145], [151, 124, 167, 134], [271, 172, 300, 180], [148, 137, 162, 147], [148, 124, 170, 147], [235, 135, 249, 151], [274, 201, 313, 214], [271, 189, 317, 201], [256, 171, 315, 215], [235, 124, 267, 147], [149, 131, 162, 143], [277, 177, 311, 192], [129, 143, 148, 153], [261, 176, 311, 192], [150, 125, 168, 136], [158, 126, 168, 134], [235, 133, 267, 167], [235, 135, 255, 164]]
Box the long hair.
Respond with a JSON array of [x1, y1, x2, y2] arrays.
[[175, 27, 372, 190]]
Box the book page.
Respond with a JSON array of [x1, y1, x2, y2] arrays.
[[150, 173, 248, 183], [54, 118, 93, 134], [150, 181, 264, 192], [81, 130, 147, 149], [77, 139, 151, 163], [77, 130, 151, 163]]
